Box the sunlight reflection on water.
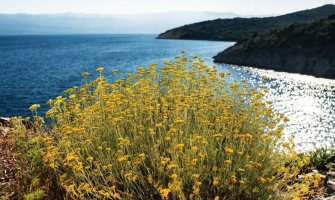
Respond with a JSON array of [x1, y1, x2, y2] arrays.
[[221, 65, 335, 151]]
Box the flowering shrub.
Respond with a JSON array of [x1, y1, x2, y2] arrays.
[[20, 53, 319, 199]]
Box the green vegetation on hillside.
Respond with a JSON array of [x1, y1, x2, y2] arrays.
[[158, 4, 335, 42], [214, 14, 335, 79], [240, 14, 335, 48]]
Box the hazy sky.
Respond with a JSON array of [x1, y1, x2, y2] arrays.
[[1, 0, 334, 15]]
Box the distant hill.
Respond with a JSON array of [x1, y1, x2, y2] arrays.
[[0, 12, 241, 35], [158, 4, 335, 42], [213, 14, 335, 79]]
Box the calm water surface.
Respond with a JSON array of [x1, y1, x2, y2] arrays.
[[0, 34, 334, 150]]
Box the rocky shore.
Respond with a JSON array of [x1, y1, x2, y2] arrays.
[[213, 47, 335, 79], [300, 170, 335, 200], [0, 117, 17, 198]]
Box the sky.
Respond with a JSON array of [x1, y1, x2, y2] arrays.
[[1, 0, 335, 15]]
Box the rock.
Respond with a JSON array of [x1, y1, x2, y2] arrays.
[[327, 180, 335, 194], [0, 126, 10, 136], [322, 195, 335, 200], [0, 117, 33, 130], [299, 170, 326, 179], [298, 171, 327, 186], [0, 117, 10, 127], [327, 172, 335, 179], [0, 118, 11, 136]]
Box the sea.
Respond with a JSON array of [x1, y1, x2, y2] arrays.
[[0, 34, 334, 151]]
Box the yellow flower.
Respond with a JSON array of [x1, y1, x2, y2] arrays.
[[224, 160, 232, 165], [314, 173, 321, 182], [292, 196, 300, 200], [224, 147, 234, 155], [99, 190, 111, 197], [65, 153, 76, 162], [245, 133, 253, 141], [303, 156, 311, 165], [96, 67, 104, 73], [174, 143, 184, 151], [82, 72, 89, 77], [174, 119, 185, 124], [193, 135, 202, 141], [170, 173, 178, 179], [117, 137, 131, 146], [117, 156, 128, 162], [29, 104, 40, 111], [78, 183, 91, 192], [261, 134, 269, 140], [161, 157, 170, 166], [191, 146, 199, 152], [170, 128, 178, 134], [112, 193, 121, 199], [167, 163, 177, 169], [213, 177, 219, 186], [124, 172, 133, 178], [155, 123, 163, 128], [228, 175, 237, 183], [258, 177, 266, 184], [198, 153, 207, 159], [293, 167, 300, 176], [237, 168, 245, 172], [86, 156, 93, 162], [191, 159, 198, 166], [253, 162, 262, 168], [300, 183, 309, 193], [213, 133, 223, 139], [138, 153, 146, 158], [228, 185, 234, 191], [160, 188, 171, 198], [192, 174, 200, 180]]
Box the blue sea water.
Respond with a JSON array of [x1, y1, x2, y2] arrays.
[[0, 34, 233, 117], [0, 34, 334, 150]]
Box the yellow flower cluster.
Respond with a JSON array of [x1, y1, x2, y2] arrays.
[[31, 53, 314, 199]]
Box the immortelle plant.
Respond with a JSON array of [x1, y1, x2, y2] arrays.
[[20, 53, 318, 199]]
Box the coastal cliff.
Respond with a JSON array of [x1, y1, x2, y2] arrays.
[[158, 4, 335, 42], [214, 14, 335, 79]]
